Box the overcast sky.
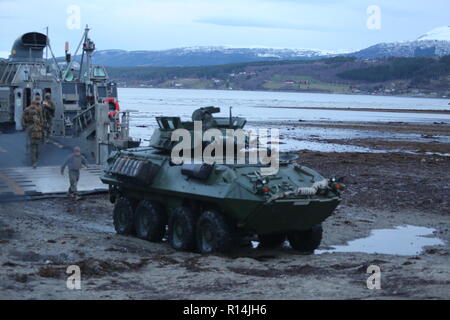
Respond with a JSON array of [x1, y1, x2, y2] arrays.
[[0, 0, 448, 57]]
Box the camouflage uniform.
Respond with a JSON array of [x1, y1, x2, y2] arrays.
[[21, 103, 44, 167], [42, 97, 55, 141]]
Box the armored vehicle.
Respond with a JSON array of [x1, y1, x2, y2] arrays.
[[101, 107, 343, 253]]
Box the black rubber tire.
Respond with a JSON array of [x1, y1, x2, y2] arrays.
[[134, 200, 166, 242], [168, 207, 196, 251], [196, 211, 232, 254], [258, 233, 286, 248], [287, 224, 323, 253], [113, 196, 135, 235]]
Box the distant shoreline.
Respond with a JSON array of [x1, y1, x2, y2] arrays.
[[117, 86, 450, 101], [255, 106, 450, 114]]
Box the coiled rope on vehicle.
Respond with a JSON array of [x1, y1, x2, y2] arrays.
[[266, 179, 329, 203]]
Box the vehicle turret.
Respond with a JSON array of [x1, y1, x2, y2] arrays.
[[149, 106, 247, 153]]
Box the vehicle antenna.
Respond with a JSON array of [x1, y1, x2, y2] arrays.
[[62, 26, 87, 81], [45, 26, 48, 61], [47, 42, 62, 79]]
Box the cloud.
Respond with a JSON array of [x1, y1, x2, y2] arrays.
[[0, 0, 449, 54], [192, 0, 360, 34], [194, 17, 346, 32]]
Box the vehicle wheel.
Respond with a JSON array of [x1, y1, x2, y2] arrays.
[[287, 224, 323, 253], [196, 211, 232, 254], [168, 207, 196, 251], [134, 200, 166, 242], [258, 233, 286, 248], [113, 196, 135, 235]]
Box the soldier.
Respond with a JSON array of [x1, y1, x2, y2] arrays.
[[21, 100, 44, 168], [33, 95, 42, 111], [42, 93, 55, 142], [34, 96, 45, 144], [61, 146, 89, 200]]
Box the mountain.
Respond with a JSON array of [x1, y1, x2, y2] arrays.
[[88, 46, 351, 67], [417, 26, 450, 41], [352, 26, 450, 59], [64, 26, 450, 67], [107, 55, 450, 98]]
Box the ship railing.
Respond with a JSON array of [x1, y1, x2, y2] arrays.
[[109, 110, 132, 139], [0, 63, 16, 85], [119, 110, 131, 138], [72, 104, 96, 136], [0, 62, 52, 85]]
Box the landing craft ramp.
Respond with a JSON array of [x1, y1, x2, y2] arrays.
[[0, 132, 107, 201], [1, 131, 70, 166], [0, 165, 107, 201]]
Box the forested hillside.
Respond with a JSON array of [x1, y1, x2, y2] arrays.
[[107, 56, 450, 97]]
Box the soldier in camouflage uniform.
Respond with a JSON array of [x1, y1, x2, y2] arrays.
[[33, 96, 44, 142], [21, 100, 44, 168], [42, 93, 55, 142]]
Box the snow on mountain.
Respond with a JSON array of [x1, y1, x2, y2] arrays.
[[417, 26, 450, 41], [352, 27, 450, 59], [256, 53, 282, 58], [181, 46, 355, 57], [66, 27, 450, 67], [156, 46, 351, 58], [352, 39, 450, 59], [87, 46, 353, 67]]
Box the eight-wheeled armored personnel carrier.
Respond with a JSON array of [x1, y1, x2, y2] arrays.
[[101, 107, 344, 253]]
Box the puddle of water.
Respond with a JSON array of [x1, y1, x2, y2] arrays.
[[317, 225, 445, 256]]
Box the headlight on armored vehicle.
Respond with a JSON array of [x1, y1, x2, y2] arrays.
[[254, 178, 271, 194], [329, 177, 345, 192]]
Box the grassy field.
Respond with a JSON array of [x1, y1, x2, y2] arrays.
[[158, 78, 225, 89], [263, 74, 351, 93]]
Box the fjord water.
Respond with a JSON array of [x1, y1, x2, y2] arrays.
[[120, 87, 450, 120], [119, 88, 450, 151]]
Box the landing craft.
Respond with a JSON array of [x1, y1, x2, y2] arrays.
[[0, 26, 139, 200]]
